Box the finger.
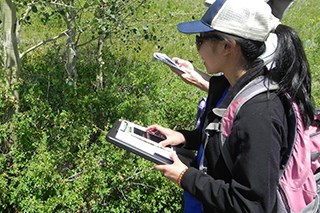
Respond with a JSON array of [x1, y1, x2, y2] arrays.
[[154, 164, 164, 170], [170, 151, 181, 163], [172, 57, 182, 64], [146, 124, 163, 133], [154, 165, 167, 175], [159, 139, 172, 147]]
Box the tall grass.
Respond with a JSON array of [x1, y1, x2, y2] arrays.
[[283, 0, 320, 106]]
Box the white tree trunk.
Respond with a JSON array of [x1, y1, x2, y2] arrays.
[[95, 0, 107, 90], [96, 34, 105, 90], [62, 1, 78, 86], [1, 0, 20, 113], [1, 0, 20, 72]]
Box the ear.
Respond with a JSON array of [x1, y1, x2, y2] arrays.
[[224, 39, 237, 51], [222, 39, 237, 55]]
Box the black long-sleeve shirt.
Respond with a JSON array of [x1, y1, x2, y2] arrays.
[[179, 75, 288, 213]]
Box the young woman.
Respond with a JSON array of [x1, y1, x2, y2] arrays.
[[149, 0, 315, 212], [170, 0, 294, 94]]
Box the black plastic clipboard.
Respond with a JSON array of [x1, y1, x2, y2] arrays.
[[106, 119, 173, 165]]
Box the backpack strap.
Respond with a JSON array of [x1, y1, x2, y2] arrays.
[[278, 95, 297, 170], [199, 76, 279, 173]]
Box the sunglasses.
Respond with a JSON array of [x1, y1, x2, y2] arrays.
[[195, 35, 222, 50]]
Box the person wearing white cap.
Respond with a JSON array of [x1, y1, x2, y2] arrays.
[[174, 1, 293, 212], [150, 0, 315, 212], [172, 0, 293, 93]]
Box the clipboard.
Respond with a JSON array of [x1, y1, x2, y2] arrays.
[[153, 52, 185, 74], [106, 119, 173, 165]]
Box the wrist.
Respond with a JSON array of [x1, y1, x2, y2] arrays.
[[198, 79, 210, 92], [177, 168, 188, 187]]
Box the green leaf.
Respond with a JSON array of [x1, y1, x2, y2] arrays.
[[31, 5, 38, 13]]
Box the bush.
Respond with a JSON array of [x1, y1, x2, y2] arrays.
[[0, 45, 199, 211]]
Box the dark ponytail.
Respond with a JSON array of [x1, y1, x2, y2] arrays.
[[272, 24, 314, 127]]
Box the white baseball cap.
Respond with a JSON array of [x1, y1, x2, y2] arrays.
[[178, 0, 280, 42]]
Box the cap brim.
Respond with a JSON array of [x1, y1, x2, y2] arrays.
[[177, 20, 214, 34]]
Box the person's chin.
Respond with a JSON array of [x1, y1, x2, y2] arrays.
[[206, 68, 219, 75]]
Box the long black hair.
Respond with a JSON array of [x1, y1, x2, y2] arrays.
[[208, 26, 314, 127], [272, 24, 314, 127]]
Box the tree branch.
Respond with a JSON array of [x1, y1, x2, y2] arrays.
[[76, 36, 98, 48], [20, 29, 69, 59], [18, 1, 36, 27]]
